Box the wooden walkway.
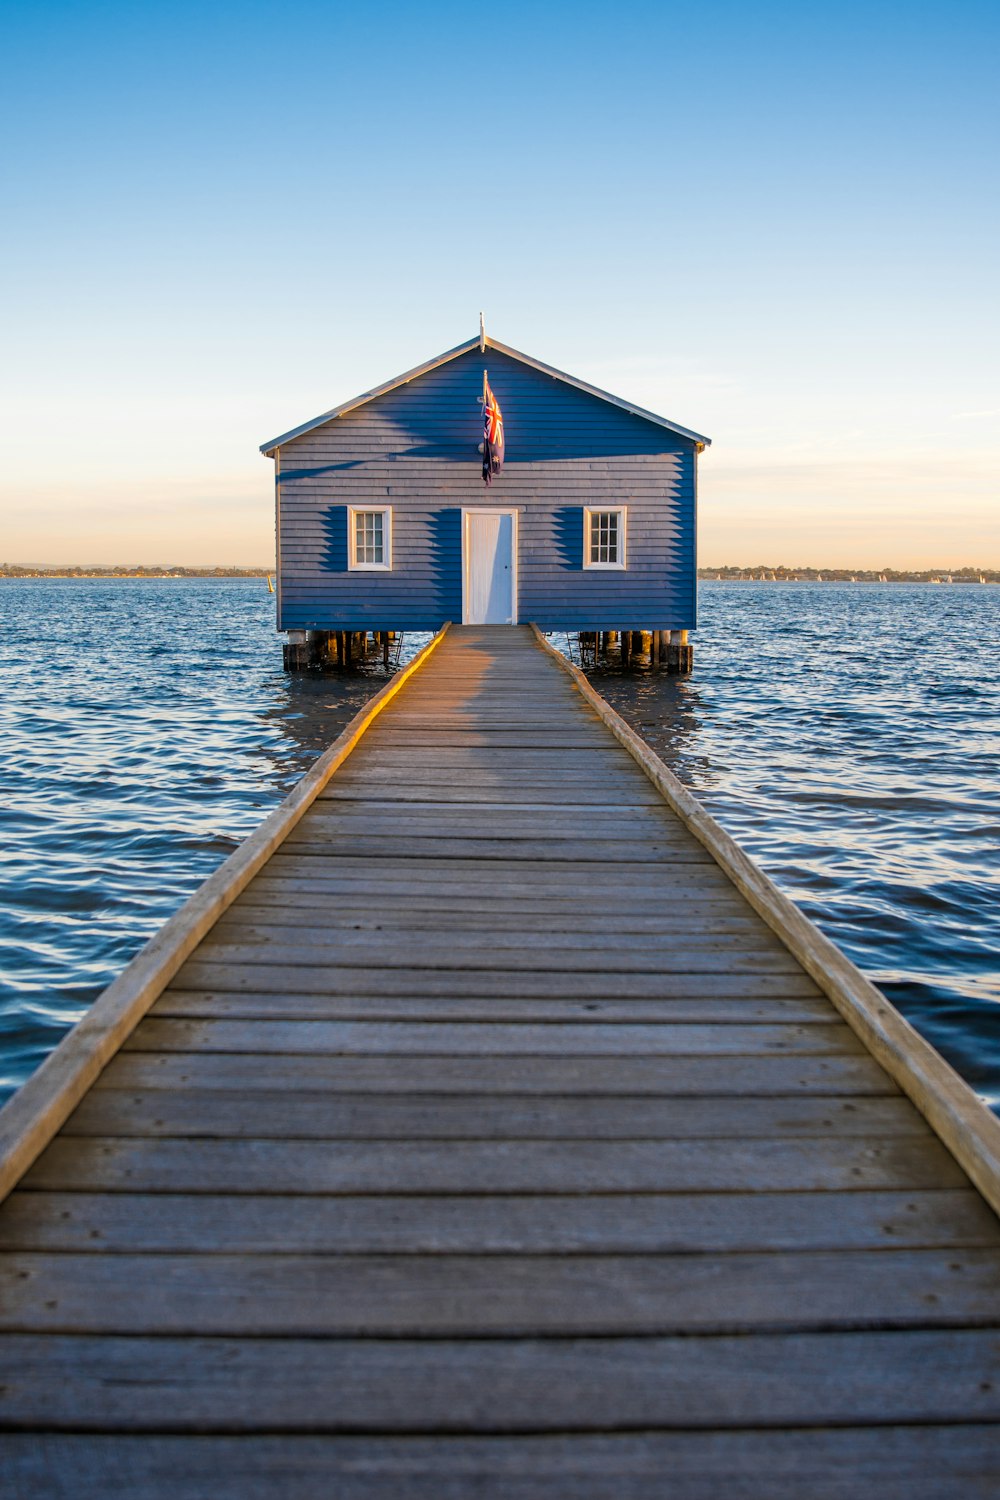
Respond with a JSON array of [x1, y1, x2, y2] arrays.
[[2, 624, 1000, 1497]]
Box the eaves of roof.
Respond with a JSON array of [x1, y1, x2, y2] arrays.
[[260, 335, 712, 455]]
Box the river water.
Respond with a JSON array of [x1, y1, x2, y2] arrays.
[[1, 578, 997, 1109]]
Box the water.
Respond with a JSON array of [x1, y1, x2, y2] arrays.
[[0, 578, 429, 1101], [556, 582, 1000, 1106], [0, 578, 997, 1110]]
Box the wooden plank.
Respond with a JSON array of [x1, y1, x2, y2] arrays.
[[240, 874, 751, 910], [65, 1090, 925, 1141], [292, 816, 701, 843], [97, 1049, 900, 1096], [260, 855, 741, 889], [277, 836, 716, 863], [367, 715, 599, 727], [19, 1135, 964, 1195], [165, 968, 826, 1000], [246, 872, 741, 903], [231, 901, 759, 928], [3, 1188, 992, 1255], [0, 628, 451, 1205], [311, 798, 674, 814], [356, 736, 623, 749], [185, 937, 804, 976], [200, 912, 789, 952], [150, 993, 837, 1024], [261, 848, 733, 875], [531, 627, 1000, 1220], [4, 1428, 1000, 1500], [319, 769, 660, 785], [324, 756, 642, 772], [296, 805, 686, 829], [362, 714, 612, 726], [319, 782, 666, 803], [316, 795, 662, 808], [2, 1248, 998, 1334], [5, 1329, 1000, 1433], [218, 902, 775, 934], [323, 760, 640, 771], [384, 679, 591, 689], [123, 1016, 858, 1057]]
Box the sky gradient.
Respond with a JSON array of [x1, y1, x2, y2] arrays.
[[1, 0, 997, 566]]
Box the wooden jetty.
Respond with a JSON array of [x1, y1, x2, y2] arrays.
[[2, 624, 1000, 1497]]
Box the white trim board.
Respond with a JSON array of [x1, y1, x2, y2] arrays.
[[348, 504, 393, 571], [583, 504, 628, 570]]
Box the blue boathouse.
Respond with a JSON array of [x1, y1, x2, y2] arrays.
[[261, 330, 710, 669]]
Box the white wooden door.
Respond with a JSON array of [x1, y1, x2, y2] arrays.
[[464, 511, 516, 624]]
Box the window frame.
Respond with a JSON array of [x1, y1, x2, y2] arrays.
[[348, 505, 393, 571], [582, 505, 627, 570]]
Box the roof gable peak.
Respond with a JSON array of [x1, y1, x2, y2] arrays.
[[260, 334, 711, 454]]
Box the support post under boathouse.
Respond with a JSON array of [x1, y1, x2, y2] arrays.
[[260, 327, 710, 672]]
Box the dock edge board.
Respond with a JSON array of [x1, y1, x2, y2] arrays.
[[0, 626, 452, 1204], [530, 623, 1000, 1222]]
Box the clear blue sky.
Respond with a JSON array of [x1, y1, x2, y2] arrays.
[[2, 0, 997, 565]]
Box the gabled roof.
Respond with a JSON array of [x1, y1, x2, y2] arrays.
[[260, 335, 712, 455]]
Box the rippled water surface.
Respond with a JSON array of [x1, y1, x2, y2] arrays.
[[0, 579, 429, 1102], [1, 578, 998, 1110], [562, 581, 1000, 1107]]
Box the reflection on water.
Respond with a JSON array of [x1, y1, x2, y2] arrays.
[[0, 577, 997, 1112]]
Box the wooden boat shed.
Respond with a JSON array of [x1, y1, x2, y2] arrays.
[[261, 329, 710, 668]]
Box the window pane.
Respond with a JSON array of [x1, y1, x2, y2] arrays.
[[588, 510, 621, 564], [355, 510, 386, 565]]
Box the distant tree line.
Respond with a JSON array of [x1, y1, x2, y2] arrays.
[[0, 565, 273, 578], [699, 565, 998, 583]]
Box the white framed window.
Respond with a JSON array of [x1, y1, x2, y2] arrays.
[[583, 506, 627, 569], [348, 506, 392, 570]]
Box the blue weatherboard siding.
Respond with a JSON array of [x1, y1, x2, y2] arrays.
[[273, 346, 698, 633]]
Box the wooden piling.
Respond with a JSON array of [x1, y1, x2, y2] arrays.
[[667, 627, 693, 674], [283, 630, 310, 671]]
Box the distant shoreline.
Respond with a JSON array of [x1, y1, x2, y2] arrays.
[[3, 565, 997, 584], [699, 567, 998, 583], [0, 567, 273, 579]]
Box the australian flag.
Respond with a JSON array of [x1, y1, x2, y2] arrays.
[[482, 374, 504, 485]]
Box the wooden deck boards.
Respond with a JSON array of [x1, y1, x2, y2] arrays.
[[2, 623, 999, 1497]]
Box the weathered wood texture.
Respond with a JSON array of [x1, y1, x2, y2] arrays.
[[1, 623, 999, 1497]]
